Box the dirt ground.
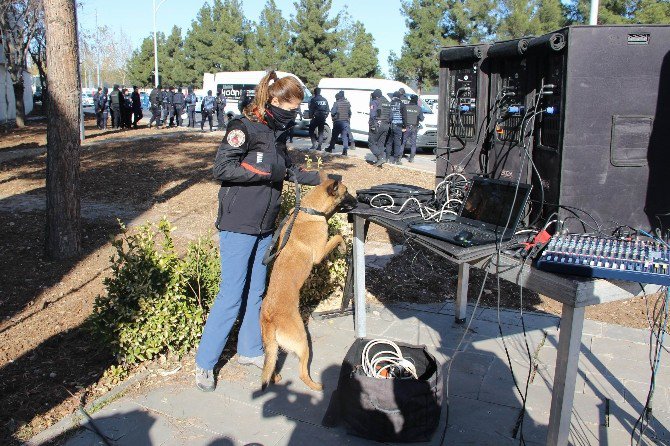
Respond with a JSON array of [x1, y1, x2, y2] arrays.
[[0, 116, 656, 444]]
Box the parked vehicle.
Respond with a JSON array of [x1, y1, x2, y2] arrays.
[[420, 94, 438, 112], [81, 92, 95, 107], [202, 71, 312, 132], [316, 78, 438, 150]]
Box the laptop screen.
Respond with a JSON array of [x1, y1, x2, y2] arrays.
[[460, 177, 531, 230]]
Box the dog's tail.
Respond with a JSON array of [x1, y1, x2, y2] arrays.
[[261, 324, 279, 390]]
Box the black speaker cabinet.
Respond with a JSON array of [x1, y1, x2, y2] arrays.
[[528, 25, 670, 231], [436, 44, 490, 184]]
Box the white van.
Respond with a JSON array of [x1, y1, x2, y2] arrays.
[[316, 78, 438, 149], [420, 94, 439, 112], [202, 71, 312, 131]]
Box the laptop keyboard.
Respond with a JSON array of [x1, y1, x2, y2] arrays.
[[433, 221, 493, 239]]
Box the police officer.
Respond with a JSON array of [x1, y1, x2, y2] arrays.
[[161, 86, 172, 127], [109, 84, 122, 129], [173, 87, 185, 127], [238, 89, 252, 114], [121, 88, 133, 128], [98, 87, 109, 130], [149, 85, 162, 128], [185, 87, 197, 128], [201, 90, 216, 131], [368, 89, 391, 167], [327, 90, 351, 155], [387, 90, 406, 164], [308, 87, 329, 150], [93, 87, 102, 128], [216, 87, 227, 130], [131, 86, 143, 128], [404, 94, 424, 163]]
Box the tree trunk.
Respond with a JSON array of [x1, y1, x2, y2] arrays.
[[13, 81, 25, 127], [44, 0, 81, 259]]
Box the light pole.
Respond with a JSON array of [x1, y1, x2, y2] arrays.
[[152, 0, 167, 88], [589, 0, 599, 25]]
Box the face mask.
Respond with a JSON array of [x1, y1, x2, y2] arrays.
[[266, 103, 298, 130]]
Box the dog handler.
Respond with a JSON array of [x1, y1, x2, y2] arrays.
[[195, 71, 322, 392]]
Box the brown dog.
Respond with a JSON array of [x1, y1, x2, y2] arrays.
[[260, 177, 357, 391]]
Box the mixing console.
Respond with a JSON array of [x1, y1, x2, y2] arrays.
[[536, 234, 670, 286]]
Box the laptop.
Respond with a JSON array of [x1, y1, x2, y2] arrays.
[[409, 176, 532, 247]]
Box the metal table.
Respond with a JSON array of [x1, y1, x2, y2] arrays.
[[351, 214, 656, 446]]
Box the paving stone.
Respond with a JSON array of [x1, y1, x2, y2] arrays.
[[609, 399, 670, 442], [601, 324, 652, 345], [445, 395, 520, 439], [478, 360, 531, 409], [134, 386, 293, 445], [601, 356, 670, 388], [468, 330, 546, 363], [590, 337, 650, 363], [441, 426, 517, 445], [582, 370, 627, 403], [445, 370, 485, 400], [274, 422, 378, 446], [581, 319, 605, 337]]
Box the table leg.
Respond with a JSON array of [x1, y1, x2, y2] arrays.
[[353, 215, 367, 338], [546, 304, 585, 446], [455, 263, 470, 323]]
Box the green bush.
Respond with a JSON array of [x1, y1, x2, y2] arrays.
[[91, 219, 220, 366], [278, 155, 352, 314]]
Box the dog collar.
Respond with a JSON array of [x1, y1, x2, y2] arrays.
[[299, 207, 326, 217]]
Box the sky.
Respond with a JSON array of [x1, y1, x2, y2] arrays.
[[77, 0, 407, 77]]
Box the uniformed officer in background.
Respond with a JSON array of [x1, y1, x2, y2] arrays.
[[109, 84, 122, 129], [368, 89, 391, 167], [161, 87, 171, 127], [98, 87, 109, 130], [131, 86, 143, 128], [93, 87, 102, 128], [216, 88, 227, 130], [326, 90, 351, 155], [201, 90, 216, 131], [185, 87, 197, 128], [121, 88, 133, 129], [173, 87, 185, 127], [149, 85, 162, 128], [308, 87, 329, 151], [387, 90, 406, 164], [404, 94, 424, 163], [238, 90, 252, 114]]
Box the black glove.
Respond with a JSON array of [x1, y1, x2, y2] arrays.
[[269, 164, 286, 182]]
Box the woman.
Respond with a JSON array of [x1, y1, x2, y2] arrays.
[[195, 71, 322, 392]]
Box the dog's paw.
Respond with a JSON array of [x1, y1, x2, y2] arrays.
[[337, 242, 347, 255]]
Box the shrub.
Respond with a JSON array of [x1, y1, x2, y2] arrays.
[[91, 219, 220, 366]]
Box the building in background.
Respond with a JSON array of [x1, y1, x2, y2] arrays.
[[0, 47, 34, 124]]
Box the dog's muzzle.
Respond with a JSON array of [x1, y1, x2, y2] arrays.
[[337, 192, 359, 213]]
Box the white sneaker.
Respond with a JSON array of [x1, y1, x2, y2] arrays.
[[237, 355, 264, 369], [195, 366, 215, 392]]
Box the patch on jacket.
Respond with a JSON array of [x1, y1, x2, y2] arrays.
[[226, 129, 245, 147], [256, 152, 263, 163]]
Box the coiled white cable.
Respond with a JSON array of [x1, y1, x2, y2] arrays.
[[361, 339, 418, 380]]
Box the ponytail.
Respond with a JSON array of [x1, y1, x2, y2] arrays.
[[244, 70, 304, 122]]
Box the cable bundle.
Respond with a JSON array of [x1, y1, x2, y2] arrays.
[[369, 173, 468, 222], [361, 339, 418, 380]]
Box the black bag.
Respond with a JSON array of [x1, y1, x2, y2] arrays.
[[323, 338, 443, 442], [356, 183, 435, 208]]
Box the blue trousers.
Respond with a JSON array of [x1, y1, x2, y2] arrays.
[[328, 120, 350, 152], [405, 125, 418, 157], [388, 124, 405, 159], [195, 230, 272, 370]]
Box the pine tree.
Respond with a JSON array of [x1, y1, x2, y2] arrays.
[[289, 0, 340, 88], [391, 0, 449, 93], [632, 0, 670, 23], [183, 3, 218, 80], [445, 0, 498, 44], [536, 0, 567, 33], [497, 0, 540, 39], [344, 21, 380, 78], [161, 26, 187, 86], [249, 0, 291, 71], [212, 0, 252, 71], [126, 33, 166, 87]]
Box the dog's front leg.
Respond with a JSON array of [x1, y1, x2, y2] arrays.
[[313, 234, 344, 264]]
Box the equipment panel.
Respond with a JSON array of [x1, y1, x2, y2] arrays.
[[447, 64, 479, 140]]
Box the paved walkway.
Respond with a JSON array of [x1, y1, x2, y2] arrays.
[[30, 296, 669, 445]]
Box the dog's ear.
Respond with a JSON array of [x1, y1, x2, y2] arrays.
[[327, 180, 340, 196]]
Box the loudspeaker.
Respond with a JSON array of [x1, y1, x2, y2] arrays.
[[436, 44, 490, 184], [528, 25, 670, 231]]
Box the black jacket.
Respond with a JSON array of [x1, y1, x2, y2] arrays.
[[173, 92, 185, 106], [309, 95, 329, 119], [131, 91, 142, 111], [213, 117, 321, 235]]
